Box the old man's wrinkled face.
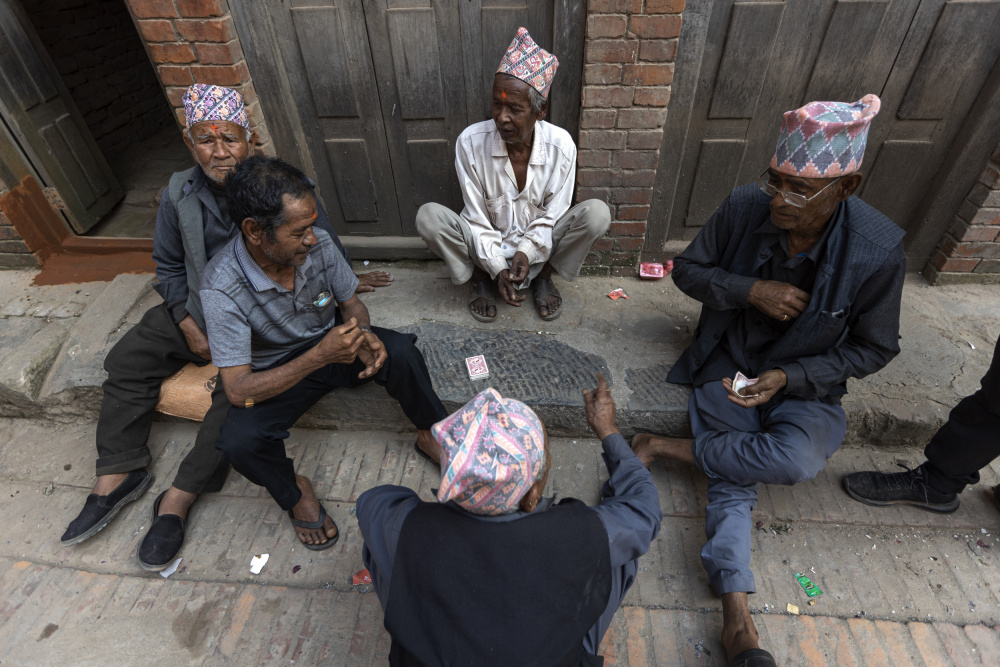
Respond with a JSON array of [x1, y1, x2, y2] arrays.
[[492, 73, 545, 146], [184, 120, 255, 184], [762, 168, 860, 234]]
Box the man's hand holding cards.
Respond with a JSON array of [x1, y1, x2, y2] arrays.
[[722, 369, 788, 408]]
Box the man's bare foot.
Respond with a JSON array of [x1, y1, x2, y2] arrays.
[[631, 433, 696, 467], [93, 473, 128, 496], [416, 429, 440, 463], [721, 592, 761, 662], [291, 475, 338, 546], [469, 268, 497, 320], [158, 486, 197, 521]]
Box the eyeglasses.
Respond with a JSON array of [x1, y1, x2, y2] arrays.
[[757, 169, 841, 208]]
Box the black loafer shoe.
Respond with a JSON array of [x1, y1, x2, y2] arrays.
[[137, 491, 188, 572], [728, 648, 777, 667], [61, 469, 154, 546]]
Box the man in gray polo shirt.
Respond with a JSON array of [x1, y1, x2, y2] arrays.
[[201, 156, 447, 549]]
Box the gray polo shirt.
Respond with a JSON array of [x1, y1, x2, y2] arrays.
[[200, 228, 359, 370]]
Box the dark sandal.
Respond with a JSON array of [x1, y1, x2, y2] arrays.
[[287, 503, 339, 551], [414, 440, 439, 466], [728, 648, 777, 667], [469, 278, 497, 323], [137, 490, 188, 572], [532, 275, 562, 321]]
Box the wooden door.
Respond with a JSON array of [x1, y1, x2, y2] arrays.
[[0, 0, 122, 233], [650, 0, 1000, 269], [231, 0, 585, 239]]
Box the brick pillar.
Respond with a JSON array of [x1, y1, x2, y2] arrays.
[[576, 0, 683, 276], [923, 143, 1000, 285], [0, 210, 39, 268], [125, 0, 273, 153]]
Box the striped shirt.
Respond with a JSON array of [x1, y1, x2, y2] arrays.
[[200, 228, 359, 370]]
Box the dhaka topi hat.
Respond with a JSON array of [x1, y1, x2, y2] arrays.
[[771, 94, 880, 178], [434, 387, 546, 516], [497, 27, 559, 99], [182, 84, 250, 130]]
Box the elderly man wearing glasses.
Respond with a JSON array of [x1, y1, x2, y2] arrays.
[[632, 96, 905, 667]]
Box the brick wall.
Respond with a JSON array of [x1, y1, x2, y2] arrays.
[[25, 0, 174, 166], [923, 143, 1000, 285], [0, 211, 38, 269], [124, 0, 272, 153], [576, 0, 684, 276]]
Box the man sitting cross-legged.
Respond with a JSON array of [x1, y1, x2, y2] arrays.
[[416, 27, 609, 322], [633, 96, 906, 667], [201, 156, 447, 549]]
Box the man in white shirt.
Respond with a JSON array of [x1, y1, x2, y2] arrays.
[[416, 28, 610, 323]]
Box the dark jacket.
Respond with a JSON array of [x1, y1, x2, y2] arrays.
[[667, 183, 906, 400]]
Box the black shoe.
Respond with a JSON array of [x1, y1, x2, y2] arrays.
[[729, 648, 777, 667], [843, 464, 959, 513], [61, 469, 154, 546], [137, 491, 189, 572]]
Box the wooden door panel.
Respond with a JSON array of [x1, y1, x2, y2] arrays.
[[708, 2, 785, 120], [385, 9, 446, 119], [274, 0, 399, 233], [685, 139, 746, 226], [898, 1, 1000, 120], [803, 1, 889, 102], [0, 0, 121, 233]]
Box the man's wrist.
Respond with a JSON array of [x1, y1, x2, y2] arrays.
[[596, 427, 620, 440]]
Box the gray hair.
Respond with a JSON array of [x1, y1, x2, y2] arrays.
[[527, 85, 547, 113]]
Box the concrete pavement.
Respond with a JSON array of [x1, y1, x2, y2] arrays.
[[3, 417, 1000, 665], [1, 263, 998, 446]]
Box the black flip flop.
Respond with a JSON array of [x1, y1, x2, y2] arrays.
[[728, 648, 777, 667], [413, 440, 438, 466], [287, 503, 339, 551], [532, 275, 562, 321], [469, 277, 497, 323]]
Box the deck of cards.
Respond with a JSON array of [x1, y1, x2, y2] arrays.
[[466, 355, 490, 380], [733, 371, 759, 397]]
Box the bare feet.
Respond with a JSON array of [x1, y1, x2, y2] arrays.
[[92, 473, 128, 496], [631, 433, 696, 467], [158, 486, 197, 521], [291, 475, 338, 546], [721, 592, 761, 662], [469, 268, 497, 320], [416, 429, 440, 463]]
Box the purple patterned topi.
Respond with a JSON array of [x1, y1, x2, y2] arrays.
[[496, 27, 559, 98], [182, 83, 249, 130], [434, 388, 546, 516]]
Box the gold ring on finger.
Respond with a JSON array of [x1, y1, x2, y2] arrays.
[[782, 314, 788, 321]]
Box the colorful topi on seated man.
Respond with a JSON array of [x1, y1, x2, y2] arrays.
[[357, 376, 661, 665], [200, 155, 448, 550], [416, 28, 610, 323], [60, 84, 386, 571], [632, 96, 906, 667]]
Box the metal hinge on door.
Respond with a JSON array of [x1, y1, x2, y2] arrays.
[[42, 186, 79, 228]]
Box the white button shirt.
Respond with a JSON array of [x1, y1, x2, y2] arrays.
[[456, 119, 577, 278]]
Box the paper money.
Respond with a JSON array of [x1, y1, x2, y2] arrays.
[[733, 371, 759, 397]]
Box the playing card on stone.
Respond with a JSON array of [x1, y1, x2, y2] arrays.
[[466, 355, 490, 380], [733, 371, 759, 396]]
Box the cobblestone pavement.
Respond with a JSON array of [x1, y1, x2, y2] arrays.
[[2, 418, 1000, 665]]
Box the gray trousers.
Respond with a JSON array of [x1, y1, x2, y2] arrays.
[[690, 382, 846, 595], [415, 199, 611, 286]]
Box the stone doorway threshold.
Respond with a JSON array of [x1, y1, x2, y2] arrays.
[[87, 125, 192, 238]]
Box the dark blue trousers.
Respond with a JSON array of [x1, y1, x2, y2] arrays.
[[216, 327, 447, 510], [690, 382, 846, 595]]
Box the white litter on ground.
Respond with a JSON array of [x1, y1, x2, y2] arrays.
[[250, 553, 269, 575], [159, 558, 182, 579]]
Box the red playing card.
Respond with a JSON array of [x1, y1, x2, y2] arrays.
[[465, 355, 490, 380], [352, 568, 372, 585], [607, 288, 628, 301]]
